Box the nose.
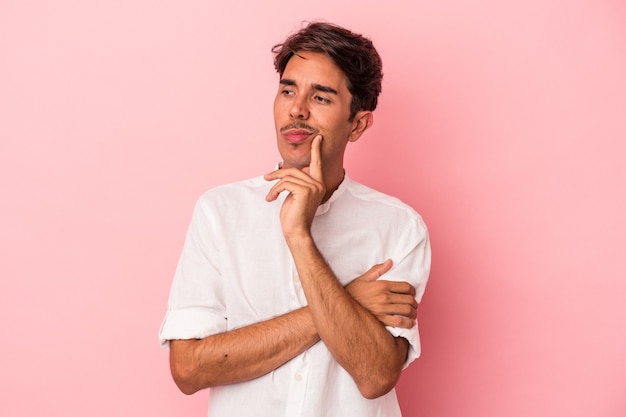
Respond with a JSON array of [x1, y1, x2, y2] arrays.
[[289, 95, 310, 120]]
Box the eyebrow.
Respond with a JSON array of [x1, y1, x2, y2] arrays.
[[280, 78, 338, 95]]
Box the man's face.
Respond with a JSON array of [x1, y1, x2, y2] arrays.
[[273, 51, 358, 173]]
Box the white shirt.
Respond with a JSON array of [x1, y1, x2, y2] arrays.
[[159, 173, 431, 417]]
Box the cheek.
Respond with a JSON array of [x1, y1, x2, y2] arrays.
[[321, 115, 352, 137], [273, 104, 286, 129], [313, 112, 341, 131]]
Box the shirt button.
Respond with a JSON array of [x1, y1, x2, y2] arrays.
[[294, 374, 302, 382], [293, 275, 300, 283]]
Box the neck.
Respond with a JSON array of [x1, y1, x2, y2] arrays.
[[322, 168, 345, 203]]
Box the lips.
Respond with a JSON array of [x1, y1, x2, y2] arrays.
[[283, 129, 314, 144]]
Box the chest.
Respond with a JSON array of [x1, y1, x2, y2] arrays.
[[214, 208, 395, 327]]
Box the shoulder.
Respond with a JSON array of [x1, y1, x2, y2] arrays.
[[188, 176, 270, 223], [343, 178, 423, 221], [343, 178, 429, 240], [197, 176, 267, 205]]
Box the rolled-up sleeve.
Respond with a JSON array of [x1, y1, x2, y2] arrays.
[[159, 195, 227, 348], [384, 214, 431, 368]]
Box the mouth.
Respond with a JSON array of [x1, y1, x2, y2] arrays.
[[280, 125, 318, 145]]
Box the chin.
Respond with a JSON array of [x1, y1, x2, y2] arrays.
[[279, 148, 311, 169], [281, 156, 311, 170]]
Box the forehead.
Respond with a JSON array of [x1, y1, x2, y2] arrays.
[[282, 51, 349, 92]]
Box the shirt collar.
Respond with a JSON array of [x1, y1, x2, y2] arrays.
[[315, 171, 350, 216]]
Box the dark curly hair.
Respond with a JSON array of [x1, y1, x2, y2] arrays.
[[272, 22, 383, 121]]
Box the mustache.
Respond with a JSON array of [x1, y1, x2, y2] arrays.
[[280, 123, 318, 134]]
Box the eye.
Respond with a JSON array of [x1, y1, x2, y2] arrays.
[[314, 95, 331, 104], [281, 88, 295, 96]]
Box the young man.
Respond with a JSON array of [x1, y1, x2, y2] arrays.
[[159, 22, 431, 416]]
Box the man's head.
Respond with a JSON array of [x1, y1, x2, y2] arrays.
[[271, 22, 383, 176], [272, 22, 383, 121]]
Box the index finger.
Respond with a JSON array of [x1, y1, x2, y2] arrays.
[[309, 135, 323, 182], [383, 281, 417, 296]]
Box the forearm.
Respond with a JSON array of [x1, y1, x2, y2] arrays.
[[169, 307, 319, 394], [286, 235, 408, 399]]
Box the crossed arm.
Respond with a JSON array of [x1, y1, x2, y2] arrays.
[[170, 136, 418, 398], [170, 262, 416, 396]]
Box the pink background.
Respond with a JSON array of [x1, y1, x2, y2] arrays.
[[1, 1, 625, 416]]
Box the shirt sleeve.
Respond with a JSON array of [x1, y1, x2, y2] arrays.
[[383, 214, 431, 369], [159, 195, 227, 348]]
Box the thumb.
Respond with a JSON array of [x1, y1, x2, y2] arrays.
[[361, 259, 393, 282]]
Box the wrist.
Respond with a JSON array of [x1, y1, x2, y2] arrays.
[[284, 229, 315, 248]]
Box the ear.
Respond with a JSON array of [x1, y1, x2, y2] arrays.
[[348, 111, 373, 143]]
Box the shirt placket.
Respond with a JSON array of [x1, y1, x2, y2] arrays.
[[284, 261, 310, 416], [284, 350, 310, 416], [289, 261, 307, 308]]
